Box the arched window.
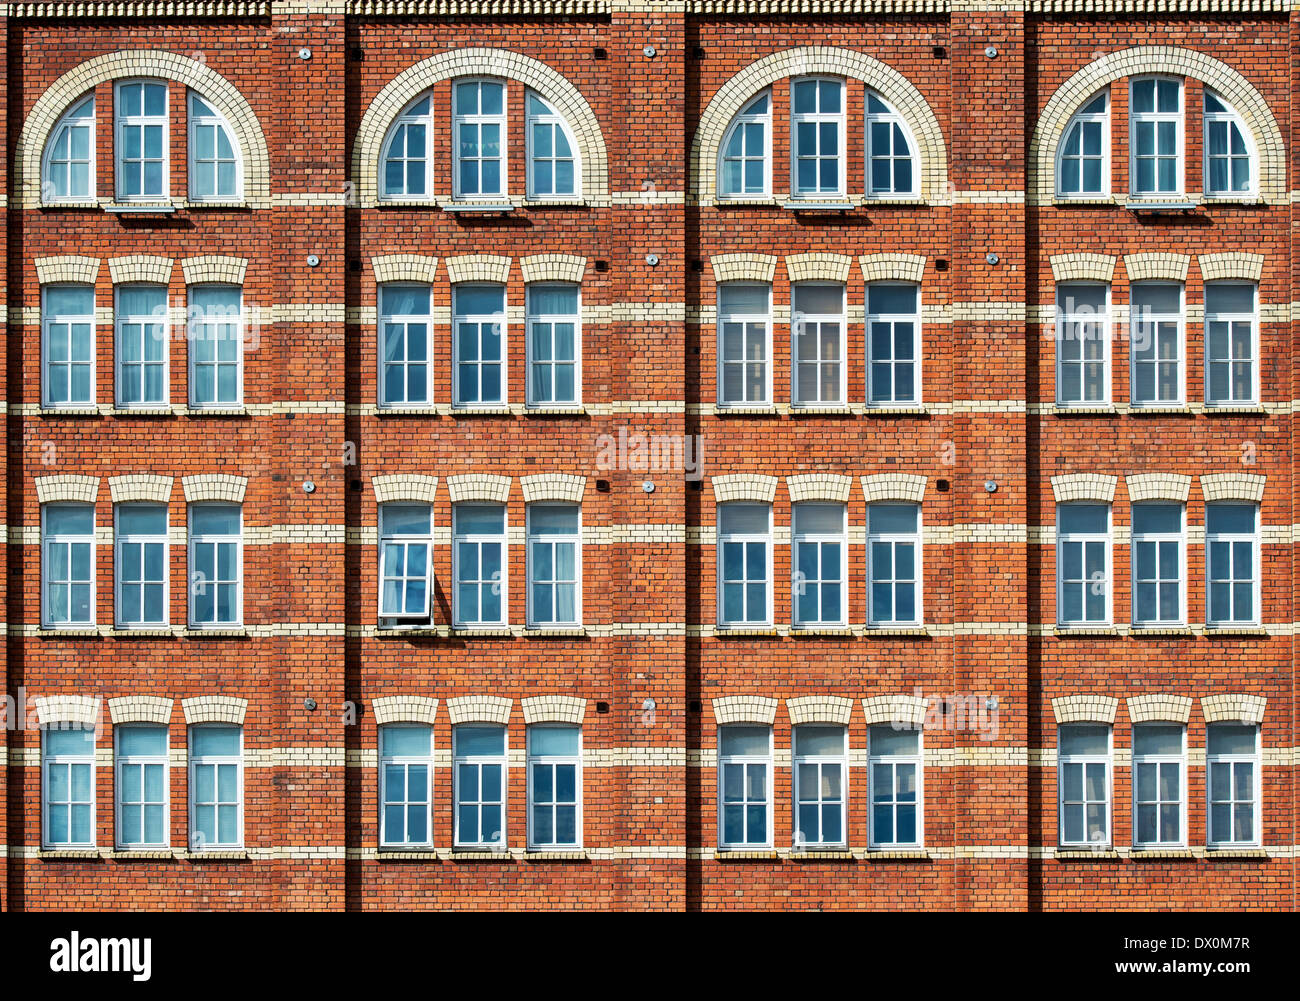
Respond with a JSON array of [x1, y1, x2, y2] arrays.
[[865, 91, 916, 197], [718, 91, 770, 198], [188, 92, 240, 200], [526, 91, 580, 198], [1056, 91, 1108, 197], [380, 93, 434, 199], [1203, 91, 1255, 196], [42, 95, 95, 203]]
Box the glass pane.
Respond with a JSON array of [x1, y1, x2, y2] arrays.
[[1059, 725, 1108, 756], [719, 726, 768, 756], [531, 726, 579, 756], [456, 725, 505, 756]]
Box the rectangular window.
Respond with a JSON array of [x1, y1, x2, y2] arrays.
[[188, 503, 242, 628], [527, 284, 580, 406], [867, 283, 920, 406], [188, 724, 242, 850], [1058, 724, 1111, 847], [453, 503, 507, 627], [1205, 283, 1257, 406], [528, 725, 581, 849], [115, 80, 168, 200], [188, 285, 243, 408], [42, 726, 96, 848], [453, 79, 506, 199], [869, 725, 922, 848], [791, 77, 844, 198], [792, 283, 845, 406], [42, 285, 95, 408], [115, 503, 168, 628], [453, 285, 506, 406], [717, 502, 771, 627], [867, 503, 921, 626], [1057, 503, 1110, 626], [1132, 723, 1184, 848], [1207, 723, 1259, 847], [793, 725, 847, 848], [792, 503, 846, 627], [1130, 282, 1183, 406], [718, 725, 771, 849], [115, 285, 168, 408], [42, 503, 95, 628], [378, 504, 433, 626], [1206, 502, 1258, 626], [1130, 77, 1182, 196], [378, 284, 431, 408], [1131, 503, 1183, 627], [379, 724, 433, 848], [1056, 283, 1109, 406], [527, 504, 580, 627], [454, 724, 507, 848], [115, 724, 168, 849], [717, 283, 771, 407]]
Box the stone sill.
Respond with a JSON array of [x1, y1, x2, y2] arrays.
[[1053, 627, 1118, 637], [525, 407, 587, 416], [376, 850, 439, 861], [1203, 406, 1266, 415], [1129, 627, 1194, 636], [180, 628, 248, 638], [375, 407, 440, 416], [864, 849, 930, 861], [1204, 848, 1268, 859], [108, 406, 175, 416], [521, 198, 587, 209], [185, 407, 249, 417], [863, 627, 928, 637], [712, 197, 780, 207], [712, 850, 780, 861], [1052, 197, 1118, 207], [523, 627, 587, 638], [109, 849, 176, 860], [713, 406, 778, 416], [523, 851, 589, 862], [103, 202, 177, 214], [39, 849, 102, 860], [789, 405, 852, 415], [1128, 406, 1192, 415], [1053, 406, 1117, 415], [37, 627, 102, 637], [442, 202, 516, 214], [184, 850, 249, 861], [107, 627, 176, 638], [789, 850, 854, 861], [1130, 849, 1194, 860], [789, 627, 854, 637], [781, 201, 855, 212], [1199, 197, 1266, 207], [714, 627, 780, 637], [1054, 849, 1121, 859], [450, 407, 512, 416], [37, 407, 102, 417], [862, 406, 928, 416], [451, 627, 512, 638], [1203, 627, 1267, 637], [450, 850, 513, 863], [376, 626, 446, 638]]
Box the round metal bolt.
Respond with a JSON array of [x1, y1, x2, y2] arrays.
[[303, 480, 316, 494], [986, 253, 999, 265], [643, 45, 657, 58], [304, 698, 318, 711], [306, 254, 320, 267], [299, 48, 312, 60], [642, 481, 656, 493], [984, 480, 998, 493], [985, 46, 998, 58], [645, 254, 660, 267]]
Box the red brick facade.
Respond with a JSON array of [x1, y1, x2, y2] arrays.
[[0, 0, 1295, 911]]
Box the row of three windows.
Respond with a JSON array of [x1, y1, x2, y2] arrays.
[[719, 502, 920, 628], [1058, 502, 1258, 627], [43, 503, 239, 629], [719, 282, 919, 406], [43, 284, 241, 409]]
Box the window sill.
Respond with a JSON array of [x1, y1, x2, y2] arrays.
[[790, 405, 853, 416], [1128, 406, 1192, 415], [180, 627, 248, 638], [38, 626, 102, 637], [180, 200, 250, 210], [1130, 848, 1194, 859], [109, 849, 176, 860], [1129, 626, 1194, 636], [1203, 626, 1267, 637], [103, 202, 177, 214], [185, 407, 249, 417], [450, 849, 513, 862], [712, 196, 780, 207], [863, 406, 928, 416], [1053, 626, 1118, 637], [38, 406, 102, 416], [1203, 405, 1266, 415], [789, 626, 854, 637], [376, 849, 439, 861], [108, 406, 175, 416], [450, 406, 511, 416], [107, 627, 176, 638], [864, 849, 929, 860], [376, 625, 445, 637], [375, 406, 440, 416], [712, 849, 780, 860], [524, 850, 588, 861], [781, 200, 855, 213], [451, 627, 512, 638], [521, 198, 587, 209], [39, 848, 103, 859], [1123, 198, 1199, 215], [714, 627, 779, 637], [1053, 405, 1117, 415], [526, 406, 587, 416], [712, 405, 777, 416], [524, 627, 587, 637], [1054, 848, 1121, 859], [1052, 196, 1118, 207], [1204, 847, 1268, 859], [862, 196, 925, 207], [789, 849, 854, 861], [863, 626, 928, 637], [183, 849, 249, 861], [1200, 196, 1266, 207], [442, 201, 516, 214]]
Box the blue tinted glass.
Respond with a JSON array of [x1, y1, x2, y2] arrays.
[[45, 727, 95, 756], [457, 725, 505, 756], [382, 726, 432, 757], [192, 725, 240, 756], [118, 725, 167, 756], [530, 726, 579, 756]]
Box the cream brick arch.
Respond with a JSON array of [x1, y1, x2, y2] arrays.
[[182, 256, 248, 286], [520, 254, 586, 284], [1050, 473, 1117, 503], [520, 474, 585, 504], [446, 474, 512, 504], [34, 695, 101, 728], [1198, 253, 1264, 282], [35, 256, 100, 285], [1030, 47, 1286, 205], [1050, 254, 1115, 283], [445, 255, 511, 285], [710, 254, 778, 284], [371, 255, 439, 285], [351, 48, 608, 207], [36, 474, 101, 504], [109, 474, 173, 504], [447, 695, 513, 725], [182, 474, 247, 504], [521, 695, 587, 725], [1127, 694, 1193, 725], [786, 696, 853, 726], [861, 694, 927, 728], [786, 474, 852, 504], [1200, 473, 1265, 503], [372, 474, 439, 504], [1125, 473, 1191, 504], [182, 696, 247, 725], [860, 474, 926, 504], [712, 473, 778, 504], [109, 696, 174, 725], [1123, 253, 1190, 283], [859, 254, 926, 284], [17, 49, 270, 208], [786, 253, 853, 284], [1201, 694, 1266, 725], [711, 695, 778, 725], [108, 256, 174, 285], [691, 46, 948, 203], [1051, 695, 1119, 725], [372, 696, 439, 726]]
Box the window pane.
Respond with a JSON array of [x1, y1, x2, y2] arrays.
[[870, 726, 919, 756], [1059, 725, 1108, 756], [1134, 724, 1182, 757], [456, 725, 505, 756], [531, 726, 579, 756]]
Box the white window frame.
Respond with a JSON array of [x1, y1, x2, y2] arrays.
[[377, 503, 434, 627], [1205, 502, 1261, 627], [1129, 502, 1185, 628], [1202, 90, 1256, 198], [453, 724, 508, 848], [792, 724, 848, 849], [186, 90, 242, 202], [526, 502, 581, 628], [114, 502, 170, 629], [1055, 282, 1110, 407], [1057, 724, 1112, 848], [718, 90, 771, 200], [866, 503, 923, 627], [1206, 723, 1261, 848], [791, 282, 847, 407], [42, 94, 96, 204], [1204, 282, 1259, 407], [716, 502, 773, 628], [187, 503, 243, 629], [865, 282, 922, 407], [864, 90, 918, 198], [791, 502, 848, 628], [114, 78, 169, 202], [1129, 281, 1184, 408], [114, 284, 169, 409], [187, 724, 243, 851], [41, 283, 96, 410], [186, 284, 244, 409], [378, 723, 435, 849], [789, 76, 845, 200], [377, 283, 434, 409], [452, 503, 508, 628], [41, 726, 97, 849], [526, 724, 583, 850], [716, 282, 772, 408], [379, 91, 435, 200], [1056, 502, 1112, 627], [452, 77, 508, 201], [452, 284, 507, 408], [1129, 75, 1183, 197], [41, 502, 96, 630], [716, 725, 773, 850], [114, 723, 170, 850], [867, 725, 924, 849], [1131, 723, 1186, 849], [525, 90, 581, 200], [1055, 90, 1110, 199], [525, 282, 581, 408]]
